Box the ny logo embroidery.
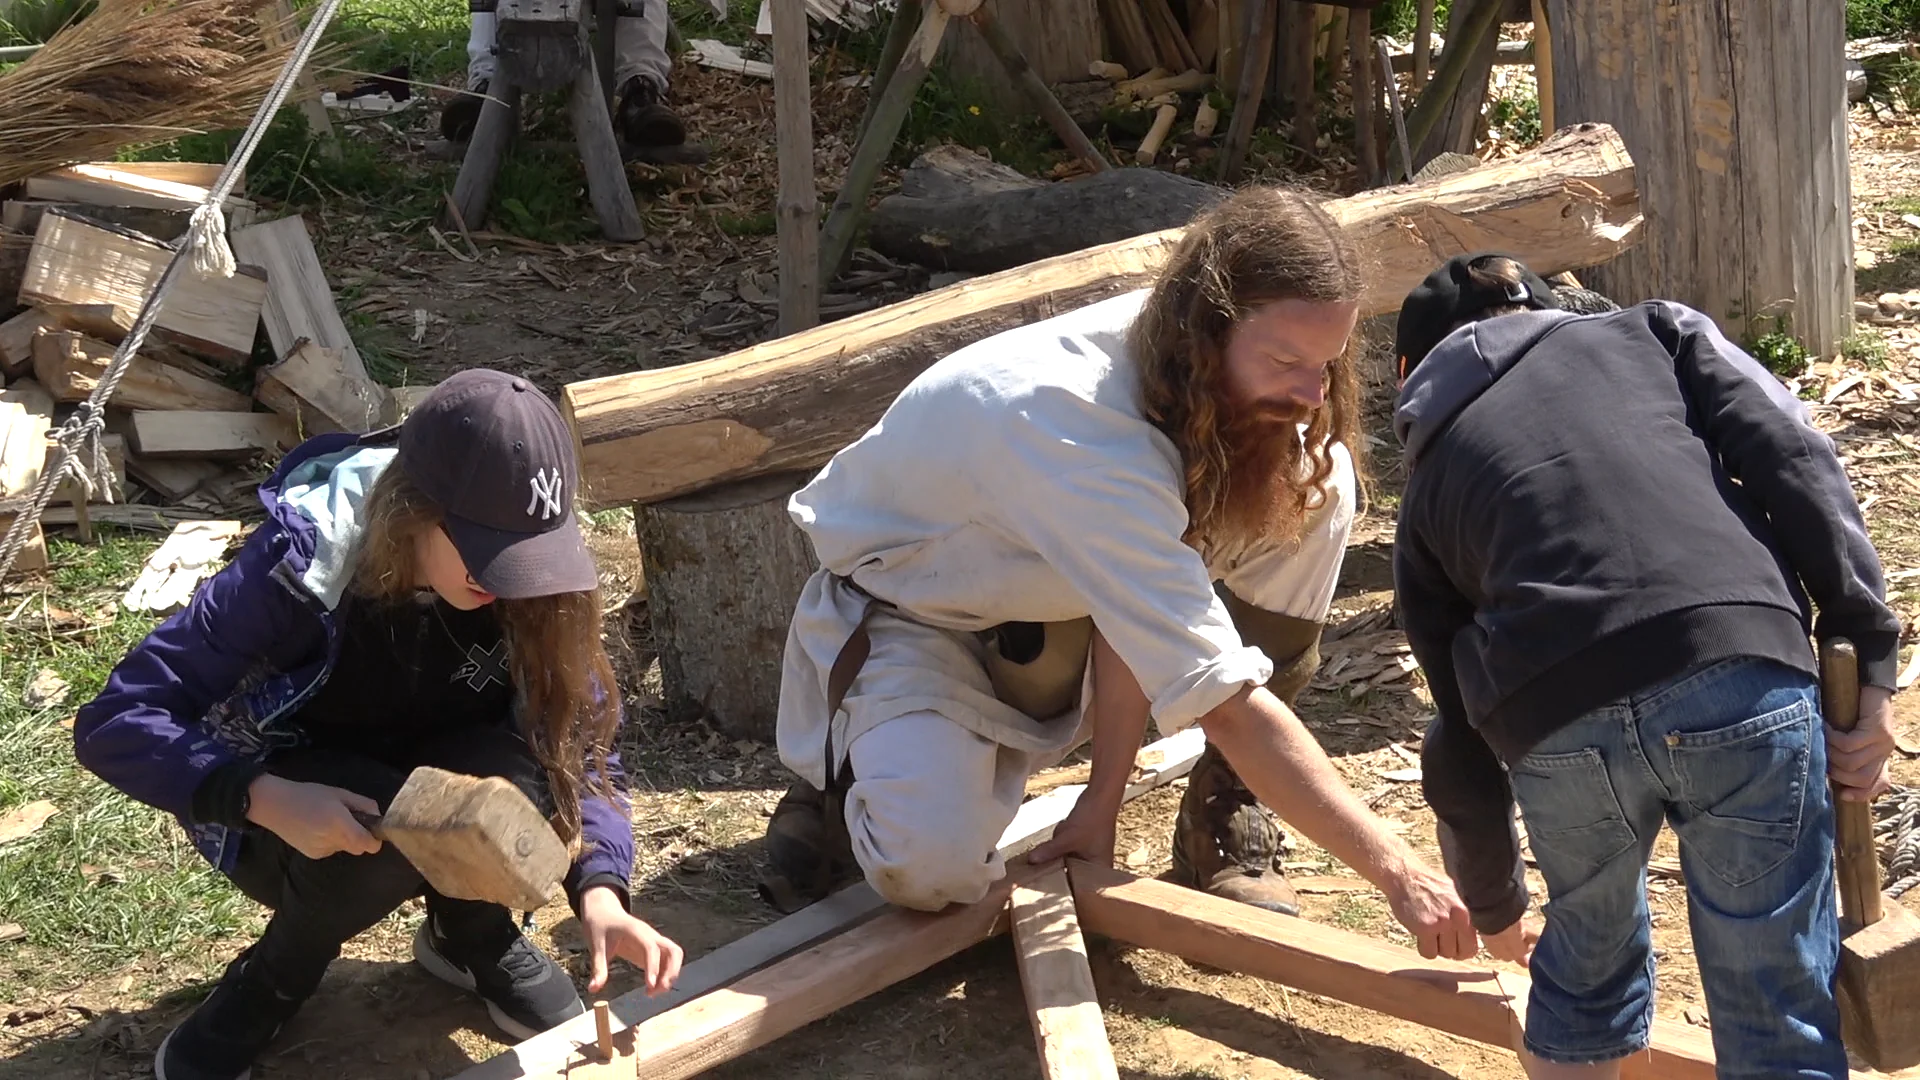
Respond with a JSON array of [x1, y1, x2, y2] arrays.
[[527, 467, 563, 520], [451, 641, 510, 692]]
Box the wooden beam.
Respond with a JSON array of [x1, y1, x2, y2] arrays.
[[564, 124, 1642, 508], [33, 331, 253, 413], [19, 211, 268, 366], [1010, 866, 1119, 1080], [228, 215, 369, 380], [124, 410, 295, 460], [449, 727, 1206, 1080], [771, 0, 820, 334], [1065, 861, 1725, 1080]]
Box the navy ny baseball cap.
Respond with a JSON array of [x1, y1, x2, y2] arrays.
[[396, 369, 597, 599]]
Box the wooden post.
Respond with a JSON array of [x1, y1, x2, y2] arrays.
[[1218, 0, 1276, 183], [1290, 2, 1315, 152], [1349, 6, 1376, 186], [857, 0, 922, 140], [817, 0, 953, 287], [1547, 0, 1853, 356], [966, 7, 1109, 172], [1401, 0, 1501, 161], [1530, 0, 1553, 133], [1413, 0, 1434, 88], [771, 0, 819, 333], [1011, 866, 1119, 1080], [634, 472, 821, 741], [266, 0, 338, 159], [569, 52, 645, 242], [1378, 40, 1412, 182]]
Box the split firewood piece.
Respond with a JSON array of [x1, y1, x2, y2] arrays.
[[255, 340, 395, 435], [1115, 68, 1209, 105], [0, 308, 53, 378], [122, 519, 248, 614], [2, 200, 194, 243], [0, 399, 52, 574], [38, 301, 232, 381], [19, 211, 268, 366], [1137, 103, 1180, 165], [1010, 866, 1120, 1080], [31, 331, 252, 413], [1089, 60, 1129, 80], [1112, 65, 1170, 97], [24, 162, 256, 225], [125, 410, 296, 460], [122, 453, 223, 505], [230, 215, 371, 383], [1193, 97, 1220, 138]]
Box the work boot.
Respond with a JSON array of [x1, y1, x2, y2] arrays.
[[1170, 743, 1300, 916], [154, 949, 305, 1080], [412, 903, 584, 1041], [614, 76, 686, 147], [758, 778, 858, 914], [439, 78, 489, 142]]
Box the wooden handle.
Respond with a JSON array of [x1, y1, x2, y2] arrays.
[[351, 809, 387, 840], [1822, 638, 1885, 927]]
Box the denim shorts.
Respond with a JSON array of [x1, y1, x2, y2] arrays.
[[1506, 656, 1847, 1079]]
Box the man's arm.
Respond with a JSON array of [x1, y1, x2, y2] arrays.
[[1028, 626, 1152, 866], [1394, 522, 1529, 934]]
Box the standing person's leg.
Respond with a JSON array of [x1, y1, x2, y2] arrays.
[[441, 7, 499, 141], [403, 721, 587, 1040], [158, 750, 425, 1080], [1503, 703, 1667, 1079], [610, 0, 685, 146], [1641, 658, 1846, 1080]]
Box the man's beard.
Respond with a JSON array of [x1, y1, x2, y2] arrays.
[[1207, 396, 1314, 558]]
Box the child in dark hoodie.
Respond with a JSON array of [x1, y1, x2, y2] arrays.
[[1390, 254, 1901, 1080], [73, 369, 684, 1080]]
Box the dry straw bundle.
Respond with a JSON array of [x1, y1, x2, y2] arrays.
[[0, 0, 335, 188]]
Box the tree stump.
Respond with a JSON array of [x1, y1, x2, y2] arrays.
[[636, 471, 820, 741], [1548, 0, 1852, 356]]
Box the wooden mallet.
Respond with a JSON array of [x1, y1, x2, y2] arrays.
[[1822, 639, 1920, 1071], [352, 765, 570, 912]]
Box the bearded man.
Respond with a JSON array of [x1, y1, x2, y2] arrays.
[[757, 186, 1475, 958]]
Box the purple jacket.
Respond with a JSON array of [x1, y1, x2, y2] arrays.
[[72, 432, 635, 904]]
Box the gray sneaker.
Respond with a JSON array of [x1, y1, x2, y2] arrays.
[[412, 913, 584, 1041]]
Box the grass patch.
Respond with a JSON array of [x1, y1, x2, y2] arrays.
[[1744, 314, 1813, 378], [1329, 894, 1380, 932], [0, 532, 260, 997], [1849, 0, 1920, 36], [1860, 240, 1920, 299], [1844, 328, 1893, 368]]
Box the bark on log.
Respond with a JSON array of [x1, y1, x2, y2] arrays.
[[870, 166, 1224, 273], [565, 123, 1642, 509], [635, 471, 820, 741]]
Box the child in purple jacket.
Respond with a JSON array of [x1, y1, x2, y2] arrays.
[[74, 369, 683, 1080]]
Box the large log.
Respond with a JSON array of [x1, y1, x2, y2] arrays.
[[565, 123, 1642, 509], [635, 471, 821, 741]]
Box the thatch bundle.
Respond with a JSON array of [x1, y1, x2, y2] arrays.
[[0, 0, 337, 188]]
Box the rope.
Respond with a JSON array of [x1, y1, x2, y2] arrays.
[[0, 0, 349, 584], [1876, 784, 1920, 899]]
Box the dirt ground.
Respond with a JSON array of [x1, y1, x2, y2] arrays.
[[7, 71, 1920, 1080]]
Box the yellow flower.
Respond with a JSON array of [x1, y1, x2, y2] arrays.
[[968, 104, 981, 116]]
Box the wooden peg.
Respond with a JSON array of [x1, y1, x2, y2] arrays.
[[594, 1000, 612, 1061]]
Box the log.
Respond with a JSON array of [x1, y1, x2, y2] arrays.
[[19, 211, 268, 366], [1413, 0, 1434, 86], [1135, 103, 1179, 165], [228, 215, 369, 380], [255, 341, 395, 436], [448, 81, 525, 235], [1067, 862, 1730, 1078], [566, 123, 1641, 508], [1011, 866, 1120, 1080], [1549, 0, 1853, 357], [1530, 0, 1553, 133], [1185, 0, 1218, 69], [872, 165, 1223, 273], [31, 331, 253, 413], [635, 471, 821, 741], [124, 410, 295, 460], [1349, 6, 1376, 185]]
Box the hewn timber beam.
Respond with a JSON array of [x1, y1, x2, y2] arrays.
[[564, 123, 1641, 509]]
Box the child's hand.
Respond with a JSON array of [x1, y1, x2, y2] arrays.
[[246, 774, 383, 860], [1481, 916, 1540, 966], [579, 885, 684, 996]]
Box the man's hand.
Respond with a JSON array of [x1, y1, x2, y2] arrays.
[[1829, 684, 1896, 803], [1481, 915, 1541, 966], [1381, 854, 1479, 961], [246, 774, 383, 860], [1027, 788, 1120, 867], [580, 886, 685, 996]]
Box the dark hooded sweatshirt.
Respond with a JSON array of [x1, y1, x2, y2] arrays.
[[1392, 300, 1902, 934]]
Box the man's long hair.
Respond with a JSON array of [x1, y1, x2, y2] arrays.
[[1129, 186, 1364, 560]]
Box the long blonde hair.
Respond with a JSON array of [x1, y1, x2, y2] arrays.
[[1129, 185, 1365, 554], [352, 464, 618, 847]]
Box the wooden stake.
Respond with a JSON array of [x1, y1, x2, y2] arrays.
[[568, 54, 646, 243], [1137, 103, 1178, 165], [1011, 866, 1119, 1080], [594, 1001, 613, 1061], [448, 82, 523, 234], [1530, 0, 1554, 134], [1218, 0, 1276, 182], [857, 0, 921, 140], [1349, 6, 1376, 186], [771, 0, 820, 333], [1378, 40, 1413, 182], [967, 7, 1110, 173]]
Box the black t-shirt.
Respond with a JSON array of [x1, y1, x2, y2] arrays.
[[293, 591, 515, 754]]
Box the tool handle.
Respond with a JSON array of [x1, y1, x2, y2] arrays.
[[350, 809, 387, 841], [1822, 638, 1885, 928]]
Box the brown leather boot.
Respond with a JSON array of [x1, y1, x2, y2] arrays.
[[757, 779, 859, 914], [1170, 742, 1300, 915]]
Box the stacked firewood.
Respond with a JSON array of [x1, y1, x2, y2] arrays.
[[0, 161, 421, 577]]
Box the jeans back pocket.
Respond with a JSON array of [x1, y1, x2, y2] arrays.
[[1664, 698, 1813, 888], [1509, 746, 1640, 882]]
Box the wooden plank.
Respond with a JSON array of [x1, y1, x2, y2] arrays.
[[32, 331, 252, 413], [1010, 866, 1119, 1080], [771, 0, 819, 333], [228, 215, 368, 381], [123, 453, 223, 504], [448, 727, 1206, 1080], [20, 212, 268, 366], [565, 124, 1643, 508], [122, 519, 248, 614], [24, 163, 257, 224], [1068, 861, 1730, 1080], [0, 308, 52, 378], [41, 502, 216, 532], [125, 410, 294, 460], [254, 340, 394, 435]]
